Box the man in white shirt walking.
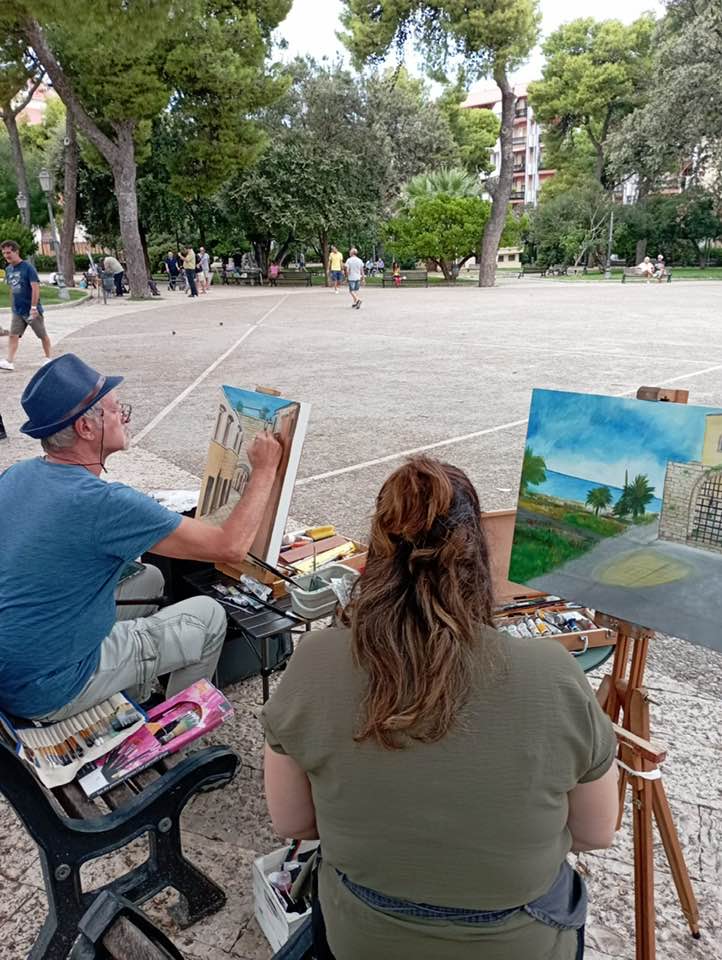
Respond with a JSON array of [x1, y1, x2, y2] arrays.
[[344, 247, 365, 309]]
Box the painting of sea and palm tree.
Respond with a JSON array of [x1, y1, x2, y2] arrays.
[[509, 390, 722, 650]]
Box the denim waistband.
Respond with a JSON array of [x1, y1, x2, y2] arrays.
[[336, 859, 587, 931]]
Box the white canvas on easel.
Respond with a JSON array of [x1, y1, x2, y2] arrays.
[[197, 386, 311, 564]]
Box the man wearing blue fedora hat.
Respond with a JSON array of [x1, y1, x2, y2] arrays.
[[0, 354, 282, 721]]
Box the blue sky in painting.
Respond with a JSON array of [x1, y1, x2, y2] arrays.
[[525, 390, 722, 494], [222, 386, 295, 421]]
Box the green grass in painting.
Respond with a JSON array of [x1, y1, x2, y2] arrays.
[[509, 525, 590, 583], [561, 511, 626, 537]]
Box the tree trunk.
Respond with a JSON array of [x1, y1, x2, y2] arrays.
[[3, 108, 32, 229], [113, 129, 148, 298], [24, 19, 148, 298], [59, 114, 78, 286], [321, 232, 329, 287], [635, 238, 647, 264], [478, 67, 515, 288]]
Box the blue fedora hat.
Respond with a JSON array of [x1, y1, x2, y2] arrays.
[[20, 354, 124, 439]]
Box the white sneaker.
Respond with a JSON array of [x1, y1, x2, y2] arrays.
[[0, 359, 14, 371]]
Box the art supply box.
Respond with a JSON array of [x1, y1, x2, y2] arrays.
[[288, 562, 360, 619], [253, 841, 319, 951]]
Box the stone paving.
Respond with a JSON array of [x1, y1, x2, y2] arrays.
[[0, 282, 720, 959]]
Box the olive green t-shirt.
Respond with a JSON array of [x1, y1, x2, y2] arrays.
[[262, 627, 615, 957]]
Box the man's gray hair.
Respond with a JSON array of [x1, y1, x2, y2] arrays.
[[40, 400, 103, 452]]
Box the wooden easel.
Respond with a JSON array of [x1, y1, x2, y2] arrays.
[[593, 384, 700, 960]]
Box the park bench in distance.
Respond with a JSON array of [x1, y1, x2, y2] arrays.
[[518, 264, 548, 278], [275, 269, 312, 286], [622, 266, 672, 283], [223, 267, 263, 286], [381, 268, 429, 286], [0, 731, 239, 959]]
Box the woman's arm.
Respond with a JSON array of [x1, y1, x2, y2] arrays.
[[567, 760, 619, 852], [264, 743, 319, 840]]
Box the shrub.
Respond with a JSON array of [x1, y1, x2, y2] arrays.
[[0, 219, 37, 259]]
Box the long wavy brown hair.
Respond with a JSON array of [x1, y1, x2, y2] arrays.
[[343, 456, 499, 750]]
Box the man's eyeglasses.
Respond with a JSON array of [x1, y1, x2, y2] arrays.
[[119, 403, 132, 424]]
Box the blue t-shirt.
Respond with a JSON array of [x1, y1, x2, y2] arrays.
[[5, 260, 43, 318], [0, 458, 182, 717]]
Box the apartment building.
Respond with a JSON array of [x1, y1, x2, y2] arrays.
[[462, 82, 555, 207]]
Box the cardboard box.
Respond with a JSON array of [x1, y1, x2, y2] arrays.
[[482, 510, 614, 653], [253, 841, 319, 951]]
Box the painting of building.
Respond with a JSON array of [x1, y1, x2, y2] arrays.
[[198, 386, 310, 563], [508, 390, 722, 651]]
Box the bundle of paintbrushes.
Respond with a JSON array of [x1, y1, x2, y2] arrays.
[[1, 693, 145, 789], [77, 678, 232, 799]]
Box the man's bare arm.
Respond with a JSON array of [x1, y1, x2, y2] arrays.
[[150, 432, 282, 565]]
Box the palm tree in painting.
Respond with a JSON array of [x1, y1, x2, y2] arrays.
[[625, 474, 656, 518], [585, 486, 613, 516], [520, 446, 547, 495]]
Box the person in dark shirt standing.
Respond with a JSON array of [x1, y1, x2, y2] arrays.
[[0, 240, 52, 372]]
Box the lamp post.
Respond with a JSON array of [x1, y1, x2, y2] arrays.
[[38, 168, 69, 300], [15, 192, 35, 267]]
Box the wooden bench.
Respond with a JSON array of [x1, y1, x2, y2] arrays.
[[517, 265, 548, 278], [622, 267, 672, 283], [0, 735, 238, 959], [274, 269, 312, 287], [381, 269, 428, 286], [222, 268, 263, 286]]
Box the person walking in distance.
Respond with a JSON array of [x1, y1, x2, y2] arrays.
[[329, 245, 344, 293], [103, 254, 125, 297], [163, 250, 180, 291], [345, 246, 365, 310], [182, 247, 198, 298], [0, 240, 52, 372], [199, 247, 211, 293]]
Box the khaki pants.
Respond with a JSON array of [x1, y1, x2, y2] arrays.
[[39, 564, 226, 721]]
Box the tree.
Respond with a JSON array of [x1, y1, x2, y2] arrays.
[[14, 1, 291, 297], [340, 0, 541, 288], [0, 34, 43, 230], [437, 80, 498, 175], [403, 167, 481, 202], [529, 16, 655, 187], [586, 486, 613, 516], [614, 473, 655, 519], [520, 445, 546, 495], [609, 1, 722, 201], [385, 193, 491, 280], [528, 181, 611, 267]]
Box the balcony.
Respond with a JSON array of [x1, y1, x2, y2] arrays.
[[513, 163, 526, 174], [510, 190, 526, 201]]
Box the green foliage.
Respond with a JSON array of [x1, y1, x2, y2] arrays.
[[613, 190, 722, 264], [608, 2, 722, 195], [528, 182, 611, 267], [509, 525, 587, 583], [385, 193, 491, 280], [520, 445, 547, 494], [340, 1, 540, 78], [613, 473, 655, 519], [529, 15, 656, 185], [437, 82, 498, 174], [562, 510, 624, 536], [0, 217, 36, 257], [585, 486, 613, 517], [403, 167, 480, 202]]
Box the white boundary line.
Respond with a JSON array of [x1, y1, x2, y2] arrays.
[[131, 295, 288, 446], [297, 362, 722, 487]]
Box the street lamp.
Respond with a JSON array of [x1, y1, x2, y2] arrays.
[[38, 167, 69, 300], [15, 192, 35, 267]]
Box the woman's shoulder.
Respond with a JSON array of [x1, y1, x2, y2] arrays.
[[479, 625, 588, 688], [283, 626, 354, 682]]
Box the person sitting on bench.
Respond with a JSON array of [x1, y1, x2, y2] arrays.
[[0, 354, 282, 723]]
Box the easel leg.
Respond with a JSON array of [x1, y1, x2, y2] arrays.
[[629, 689, 656, 960], [652, 781, 701, 938]]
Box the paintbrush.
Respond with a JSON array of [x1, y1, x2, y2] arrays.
[[247, 551, 300, 588]]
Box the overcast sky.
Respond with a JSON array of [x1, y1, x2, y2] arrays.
[[275, 0, 665, 85]]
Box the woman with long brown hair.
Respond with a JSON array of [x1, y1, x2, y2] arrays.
[[263, 456, 618, 960]]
